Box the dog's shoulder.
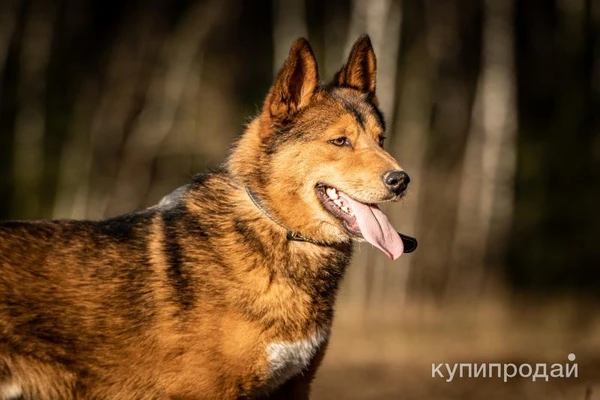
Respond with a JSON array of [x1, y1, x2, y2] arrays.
[[155, 170, 234, 208]]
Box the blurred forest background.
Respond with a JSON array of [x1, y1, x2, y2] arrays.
[[0, 0, 599, 398]]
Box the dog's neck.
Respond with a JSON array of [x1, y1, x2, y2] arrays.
[[226, 119, 264, 185], [184, 173, 353, 332], [245, 187, 323, 245]]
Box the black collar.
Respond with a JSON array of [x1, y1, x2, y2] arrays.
[[245, 187, 315, 244]]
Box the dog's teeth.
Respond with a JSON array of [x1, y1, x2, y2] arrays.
[[341, 206, 349, 213], [334, 199, 343, 207], [326, 188, 338, 199]]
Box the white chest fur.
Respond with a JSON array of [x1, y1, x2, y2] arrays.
[[265, 330, 328, 388], [1, 382, 23, 400]]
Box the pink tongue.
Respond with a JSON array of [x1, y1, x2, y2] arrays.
[[338, 193, 404, 260]]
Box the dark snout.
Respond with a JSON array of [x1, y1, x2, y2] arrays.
[[383, 170, 410, 195]]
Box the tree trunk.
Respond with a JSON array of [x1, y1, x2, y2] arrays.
[[447, 0, 516, 300]]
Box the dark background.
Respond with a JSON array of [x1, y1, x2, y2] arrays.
[[1, 0, 599, 398]]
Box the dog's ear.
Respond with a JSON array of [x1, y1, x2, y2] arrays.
[[262, 38, 318, 129], [333, 35, 377, 99]]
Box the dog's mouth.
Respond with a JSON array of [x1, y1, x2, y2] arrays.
[[316, 184, 405, 260]]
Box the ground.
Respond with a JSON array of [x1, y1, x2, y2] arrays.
[[313, 299, 600, 399]]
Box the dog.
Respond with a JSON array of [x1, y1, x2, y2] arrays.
[[0, 35, 415, 399]]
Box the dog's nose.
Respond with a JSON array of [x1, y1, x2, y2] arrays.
[[383, 170, 410, 195]]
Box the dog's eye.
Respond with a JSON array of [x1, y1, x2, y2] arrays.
[[329, 137, 350, 147], [378, 136, 386, 148]]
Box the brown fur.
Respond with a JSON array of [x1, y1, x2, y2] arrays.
[[0, 36, 406, 399]]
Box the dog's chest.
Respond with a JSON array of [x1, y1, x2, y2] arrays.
[[264, 330, 328, 387]]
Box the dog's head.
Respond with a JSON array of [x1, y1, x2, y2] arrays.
[[229, 36, 409, 259]]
